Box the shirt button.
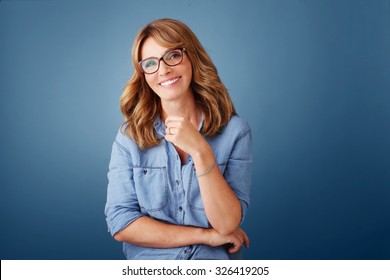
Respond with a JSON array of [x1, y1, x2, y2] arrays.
[[179, 206, 183, 212], [176, 180, 180, 185]]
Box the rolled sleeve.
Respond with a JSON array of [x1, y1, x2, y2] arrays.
[[104, 135, 144, 237], [224, 126, 253, 224]]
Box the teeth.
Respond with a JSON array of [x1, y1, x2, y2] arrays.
[[160, 77, 179, 86]]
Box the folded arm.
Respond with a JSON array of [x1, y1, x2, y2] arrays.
[[114, 216, 249, 253]]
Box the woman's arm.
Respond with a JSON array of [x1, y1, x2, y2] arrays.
[[114, 216, 249, 253], [192, 145, 242, 235], [165, 116, 252, 236]]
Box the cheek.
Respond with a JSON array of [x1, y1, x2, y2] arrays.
[[184, 57, 193, 77], [180, 63, 193, 82], [144, 75, 157, 90], [185, 67, 193, 84]]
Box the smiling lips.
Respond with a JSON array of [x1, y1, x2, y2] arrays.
[[159, 77, 181, 87]]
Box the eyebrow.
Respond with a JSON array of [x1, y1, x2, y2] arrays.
[[141, 48, 177, 61]]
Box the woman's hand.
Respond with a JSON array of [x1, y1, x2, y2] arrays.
[[164, 116, 208, 155], [206, 227, 250, 254]]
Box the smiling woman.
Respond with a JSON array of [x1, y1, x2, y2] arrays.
[[104, 18, 253, 260], [141, 37, 193, 106]]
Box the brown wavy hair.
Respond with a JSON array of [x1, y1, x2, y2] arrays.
[[120, 18, 236, 149]]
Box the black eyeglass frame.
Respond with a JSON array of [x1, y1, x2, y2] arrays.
[[138, 47, 186, 74]]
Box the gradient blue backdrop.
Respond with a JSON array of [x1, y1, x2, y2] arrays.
[[1, 0, 389, 260]]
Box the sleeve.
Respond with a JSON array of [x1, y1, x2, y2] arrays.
[[104, 135, 144, 237], [224, 126, 253, 224]]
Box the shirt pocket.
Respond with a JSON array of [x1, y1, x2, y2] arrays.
[[187, 163, 226, 211], [133, 166, 168, 212]]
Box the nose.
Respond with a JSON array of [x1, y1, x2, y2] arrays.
[[158, 60, 172, 76]]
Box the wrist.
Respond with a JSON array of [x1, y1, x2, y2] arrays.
[[196, 228, 212, 246], [190, 142, 213, 163]]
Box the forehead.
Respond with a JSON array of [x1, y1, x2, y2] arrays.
[[140, 37, 169, 60]]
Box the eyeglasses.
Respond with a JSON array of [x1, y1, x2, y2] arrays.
[[138, 48, 186, 74]]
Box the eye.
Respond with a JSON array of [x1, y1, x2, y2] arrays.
[[165, 50, 182, 61], [144, 59, 157, 69]]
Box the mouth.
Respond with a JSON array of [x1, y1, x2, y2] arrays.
[[159, 76, 181, 87]]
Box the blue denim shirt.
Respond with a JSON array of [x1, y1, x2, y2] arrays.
[[105, 115, 252, 260]]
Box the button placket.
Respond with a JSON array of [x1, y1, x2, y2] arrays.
[[169, 143, 185, 224]]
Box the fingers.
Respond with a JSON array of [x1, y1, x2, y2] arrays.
[[164, 116, 202, 155], [240, 228, 250, 248], [165, 116, 185, 131], [165, 126, 176, 136], [228, 244, 240, 254], [206, 228, 250, 254], [235, 228, 249, 248], [165, 116, 185, 124], [227, 228, 250, 254], [164, 116, 185, 138], [226, 235, 241, 254]]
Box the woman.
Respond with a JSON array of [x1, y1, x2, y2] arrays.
[[105, 18, 252, 260]]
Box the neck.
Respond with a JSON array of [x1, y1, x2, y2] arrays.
[[161, 94, 201, 128]]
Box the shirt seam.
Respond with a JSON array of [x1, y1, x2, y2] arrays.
[[232, 128, 251, 147], [114, 140, 132, 157]]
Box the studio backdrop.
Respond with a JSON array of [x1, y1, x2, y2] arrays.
[[0, 0, 389, 259]]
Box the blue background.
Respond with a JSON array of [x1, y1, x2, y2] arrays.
[[1, 0, 389, 260]]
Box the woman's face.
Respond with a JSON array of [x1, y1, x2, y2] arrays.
[[140, 37, 193, 104]]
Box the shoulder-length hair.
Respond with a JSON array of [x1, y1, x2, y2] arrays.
[[120, 18, 236, 149]]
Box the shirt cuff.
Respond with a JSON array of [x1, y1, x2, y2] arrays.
[[107, 213, 145, 237]]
